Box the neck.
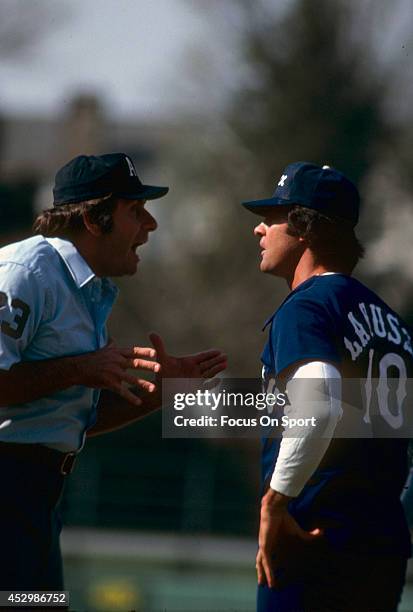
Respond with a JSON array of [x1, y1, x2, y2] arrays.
[[68, 232, 105, 277], [287, 250, 344, 290]]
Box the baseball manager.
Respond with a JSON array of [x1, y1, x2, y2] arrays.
[[243, 162, 412, 611], [0, 153, 227, 590]]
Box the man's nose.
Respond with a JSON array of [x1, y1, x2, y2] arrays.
[[144, 209, 158, 232], [254, 222, 267, 236]]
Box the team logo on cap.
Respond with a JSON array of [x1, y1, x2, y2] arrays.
[[278, 174, 288, 187], [125, 156, 137, 177]]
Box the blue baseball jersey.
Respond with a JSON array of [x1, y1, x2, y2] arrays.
[[261, 273, 412, 556]]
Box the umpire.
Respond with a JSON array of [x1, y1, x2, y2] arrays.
[[0, 153, 226, 590]]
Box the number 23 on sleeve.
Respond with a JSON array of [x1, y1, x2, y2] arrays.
[[0, 291, 31, 340]]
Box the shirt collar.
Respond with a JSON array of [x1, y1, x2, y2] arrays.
[[46, 237, 97, 288], [261, 272, 341, 331]]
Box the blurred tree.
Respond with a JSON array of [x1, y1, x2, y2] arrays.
[[147, 0, 412, 375], [0, 0, 68, 240], [225, 0, 386, 184]]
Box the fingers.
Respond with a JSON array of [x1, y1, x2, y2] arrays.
[[130, 358, 160, 373], [195, 349, 227, 379], [256, 553, 265, 586], [209, 363, 227, 377], [133, 346, 157, 359], [118, 346, 157, 359], [262, 554, 275, 589], [121, 372, 156, 393], [121, 372, 146, 387], [196, 351, 227, 378], [115, 370, 157, 404], [118, 385, 142, 406], [296, 525, 323, 542], [149, 333, 167, 360], [201, 360, 227, 379], [116, 346, 160, 372], [256, 551, 275, 588], [134, 377, 156, 393], [193, 349, 223, 364], [199, 354, 227, 373], [309, 528, 323, 536]]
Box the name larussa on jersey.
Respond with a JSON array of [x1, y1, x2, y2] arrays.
[[260, 273, 412, 556]]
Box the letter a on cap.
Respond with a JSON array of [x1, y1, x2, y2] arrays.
[[125, 156, 137, 177]]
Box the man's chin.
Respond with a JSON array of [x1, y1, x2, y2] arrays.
[[126, 261, 139, 276], [260, 261, 280, 276], [125, 252, 140, 275], [110, 260, 139, 277], [260, 261, 272, 274]]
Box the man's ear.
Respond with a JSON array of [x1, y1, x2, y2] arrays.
[[82, 211, 102, 237]]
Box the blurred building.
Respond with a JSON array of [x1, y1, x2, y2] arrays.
[[0, 92, 184, 241]]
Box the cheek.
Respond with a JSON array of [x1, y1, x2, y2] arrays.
[[105, 230, 127, 251], [127, 215, 143, 233], [117, 220, 138, 241], [268, 230, 299, 255], [267, 228, 287, 248]]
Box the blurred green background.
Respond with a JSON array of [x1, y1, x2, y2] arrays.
[[1, 0, 413, 609]]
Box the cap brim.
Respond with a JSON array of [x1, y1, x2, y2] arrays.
[[117, 184, 169, 201], [242, 197, 290, 215]]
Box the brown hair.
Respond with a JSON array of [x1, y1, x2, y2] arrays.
[[33, 194, 118, 237], [287, 206, 365, 273]]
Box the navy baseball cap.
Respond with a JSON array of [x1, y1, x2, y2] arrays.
[[53, 153, 169, 206], [242, 162, 360, 226]]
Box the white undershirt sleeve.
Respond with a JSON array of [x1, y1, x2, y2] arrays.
[[269, 361, 342, 497]]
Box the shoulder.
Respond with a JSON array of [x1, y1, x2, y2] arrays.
[[0, 235, 61, 282], [270, 275, 360, 343], [279, 274, 365, 316], [296, 274, 362, 300]]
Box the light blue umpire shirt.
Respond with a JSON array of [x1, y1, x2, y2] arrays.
[[0, 235, 119, 452]]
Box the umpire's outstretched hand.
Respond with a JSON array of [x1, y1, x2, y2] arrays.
[[149, 332, 227, 381], [77, 340, 160, 406]]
